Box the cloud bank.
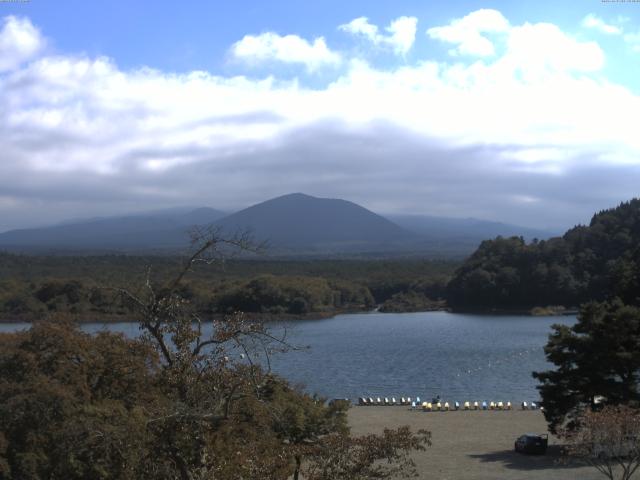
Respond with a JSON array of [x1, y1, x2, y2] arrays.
[[0, 11, 638, 232]]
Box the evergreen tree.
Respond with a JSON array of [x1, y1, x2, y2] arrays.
[[533, 300, 640, 433]]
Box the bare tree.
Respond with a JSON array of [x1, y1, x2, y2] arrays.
[[113, 228, 296, 479], [108, 227, 430, 480], [562, 405, 640, 480]]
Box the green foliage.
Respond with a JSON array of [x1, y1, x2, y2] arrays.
[[379, 290, 445, 313], [533, 300, 640, 434], [448, 199, 640, 309], [0, 255, 456, 320], [213, 275, 375, 315]]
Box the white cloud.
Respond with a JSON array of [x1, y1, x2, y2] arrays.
[[624, 31, 640, 52], [0, 12, 639, 231], [427, 10, 604, 76], [502, 22, 605, 80], [340, 17, 378, 39], [230, 32, 341, 72], [581, 14, 622, 35], [0, 16, 45, 72], [339, 16, 417, 55], [427, 9, 509, 56]]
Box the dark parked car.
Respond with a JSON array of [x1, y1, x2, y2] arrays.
[[514, 433, 548, 454]]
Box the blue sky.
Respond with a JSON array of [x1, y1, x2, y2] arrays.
[[5, 0, 639, 85], [0, 0, 639, 231]]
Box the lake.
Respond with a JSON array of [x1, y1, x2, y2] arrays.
[[0, 311, 574, 404]]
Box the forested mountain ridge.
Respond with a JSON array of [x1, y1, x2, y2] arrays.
[[447, 199, 640, 309], [0, 193, 552, 257], [0, 207, 226, 250]]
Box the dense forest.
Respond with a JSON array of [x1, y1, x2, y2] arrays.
[[0, 255, 455, 321], [447, 199, 640, 310]]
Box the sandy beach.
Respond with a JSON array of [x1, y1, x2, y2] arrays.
[[348, 407, 603, 480]]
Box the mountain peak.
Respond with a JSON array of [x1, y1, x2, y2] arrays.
[[267, 192, 323, 203], [215, 194, 411, 249], [279, 192, 314, 199]]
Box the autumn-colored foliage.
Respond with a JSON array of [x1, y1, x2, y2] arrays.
[[0, 230, 430, 479], [562, 405, 640, 480]]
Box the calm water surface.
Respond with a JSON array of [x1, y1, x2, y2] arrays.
[[1, 311, 574, 403]]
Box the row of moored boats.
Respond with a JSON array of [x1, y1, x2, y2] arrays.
[[358, 397, 542, 411]]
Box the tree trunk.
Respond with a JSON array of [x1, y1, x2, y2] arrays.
[[294, 455, 302, 480]]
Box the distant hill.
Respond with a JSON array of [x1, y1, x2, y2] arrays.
[[0, 193, 557, 257], [214, 193, 415, 252], [0, 207, 226, 251], [388, 214, 556, 245]]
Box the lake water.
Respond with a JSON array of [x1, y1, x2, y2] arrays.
[[0, 311, 574, 404]]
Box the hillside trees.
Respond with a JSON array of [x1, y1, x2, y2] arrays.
[[447, 199, 640, 310], [446, 236, 583, 309]]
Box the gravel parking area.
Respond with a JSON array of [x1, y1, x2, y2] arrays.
[[348, 407, 604, 480]]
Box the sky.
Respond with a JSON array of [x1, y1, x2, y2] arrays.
[[0, 0, 639, 232]]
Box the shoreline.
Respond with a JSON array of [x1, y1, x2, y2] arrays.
[[448, 306, 578, 317], [0, 308, 364, 325], [0, 304, 578, 324]]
